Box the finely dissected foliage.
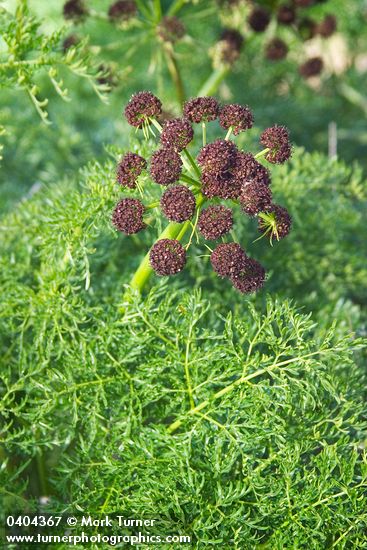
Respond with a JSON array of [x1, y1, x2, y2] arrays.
[[0, 144, 366, 547]]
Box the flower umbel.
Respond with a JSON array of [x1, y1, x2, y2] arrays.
[[112, 91, 293, 294]]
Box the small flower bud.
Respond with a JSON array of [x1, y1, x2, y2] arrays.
[[299, 57, 323, 78], [277, 5, 296, 25], [161, 118, 194, 151], [160, 185, 196, 222], [157, 16, 186, 43], [108, 0, 137, 21], [265, 38, 288, 61], [197, 139, 237, 175], [240, 181, 272, 216], [260, 125, 292, 164], [183, 97, 220, 124], [150, 239, 186, 275], [248, 7, 270, 32], [150, 148, 182, 185], [124, 91, 162, 128], [258, 204, 292, 240], [210, 243, 247, 278], [116, 152, 147, 189], [198, 205, 233, 240], [219, 104, 254, 135], [231, 258, 266, 294], [112, 198, 145, 234]]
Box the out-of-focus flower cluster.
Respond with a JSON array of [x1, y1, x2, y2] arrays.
[[111, 91, 293, 294]]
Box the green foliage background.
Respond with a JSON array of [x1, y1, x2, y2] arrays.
[[1, 0, 367, 548]]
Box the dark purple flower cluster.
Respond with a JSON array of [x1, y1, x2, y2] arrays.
[[198, 206, 233, 240], [160, 185, 196, 222], [157, 16, 186, 43], [150, 239, 186, 275], [124, 91, 162, 128], [111, 92, 293, 294], [299, 57, 323, 78], [219, 104, 254, 135], [260, 126, 292, 164], [217, 29, 244, 65], [183, 97, 219, 123], [150, 148, 182, 185], [108, 0, 137, 21], [248, 7, 270, 32], [116, 152, 147, 189], [211, 243, 265, 294], [112, 198, 145, 234], [63, 0, 88, 21], [265, 38, 288, 61], [161, 118, 193, 151]]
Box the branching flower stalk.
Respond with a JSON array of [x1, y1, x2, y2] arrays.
[[113, 91, 293, 296]]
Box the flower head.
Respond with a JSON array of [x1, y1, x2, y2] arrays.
[[150, 148, 182, 185], [231, 258, 266, 294], [259, 204, 292, 240], [201, 172, 242, 200], [198, 205, 233, 240], [265, 38, 288, 61], [112, 198, 145, 234], [124, 91, 162, 128], [219, 104, 254, 135], [197, 139, 237, 175], [210, 243, 247, 278], [240, 181, 272, 216], [248, 7, 270, 32], [260, 125, 292, 164], [316, 15, 337, 38], [116, 152, 147, 189], [161, 118, 194, 151], [108, 1, 137, 21], [277, 5, 296, 25], [160, 185, 196, 222], [299, 57, 323, 78], [150, 239, 186, 275], [232, 152, 271, 186], [218, 29, 244, 64], [63, 0, 88, 21], [62, 34, 79, 52], [157, 16, 186, 43], [183, 97, 220, 124]]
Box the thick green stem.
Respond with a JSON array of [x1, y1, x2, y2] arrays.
[[202, 122, 206, 146], [198, 66, 230, 96], [183, 148, 201, 178], [254, 147, 270, 159], [163, 46, 185, 106]]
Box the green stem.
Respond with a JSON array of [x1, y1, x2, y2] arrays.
[[198, 66, 230, 96], [153, 0, 162, 20], [167, 0, 186, 16], [202, 122, 206, 146], [163, 46, 185, 106], [183, 148, 201, 178], [36, 453, 48, 496], [254, 147, 270, 159], [225, 127, 233, 141], [180, 173, 201, 187]]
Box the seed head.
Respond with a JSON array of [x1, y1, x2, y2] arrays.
[[210, 243, 247, 278], [231, 258, 266, 294], [218, 29, 244, 64], [150, 148, 182, 185], [183, 97, 220, 124], [260, 125, 292, 164], [124, 91, 162, 128], [160, 185, 196, 222], [232, 152, 271, 186], [240, 181, 273, 216], [219, 104, 254, 135], [112, 198, 145, 234], [108, 1, 137, 21], [265, 38, 288, 61], [62, 34, 79, 52], [299, 57, 323, 78], [248, 7, 270, 32], [197, 139, 237, 175], [160, 118, 194, 151], [316, 15, 337, 38], [63, 0, 88, 21], [201, 172, 242, 200], [198, 205, 233, 240], [116, 152, 147, 189], [259, 204, 292, 240], [149, 239, 186, 276], [277, 5, 296, 25], [157, 16, 186, 43]]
